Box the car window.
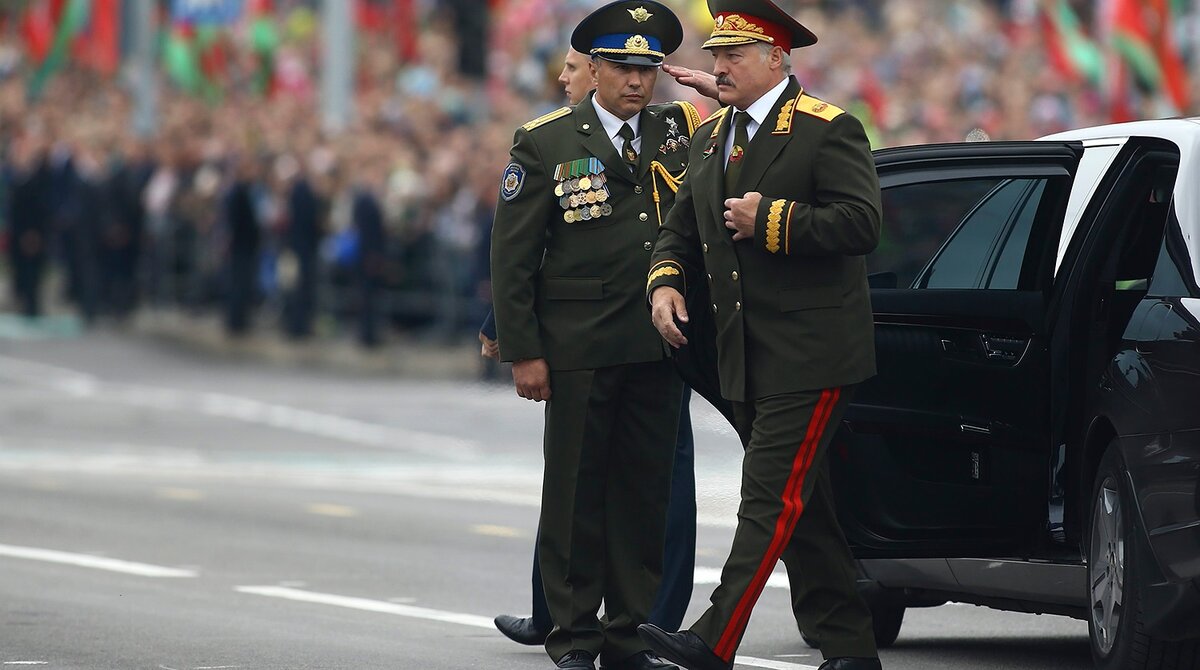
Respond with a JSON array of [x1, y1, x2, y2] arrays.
[[872, 177, 1056, 290], [1148, 221, 1194, 298], [871, 178, 1000, 289]]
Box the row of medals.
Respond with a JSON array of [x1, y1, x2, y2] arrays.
[[555, 172, 614, 223]]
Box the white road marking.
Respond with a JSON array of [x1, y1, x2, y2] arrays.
[[236, 585, 814, 669], [3, 663, 49, 666], [470, 524, 526, 538], [695, 566, 788, 589], [0, 543, 197, 578], [306, 503, 359, 518], [737, 657, 818, 670], [235, 586, 494, 629], [0, 355, 479, 460]]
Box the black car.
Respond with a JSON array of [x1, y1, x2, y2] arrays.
[[827, 120, 1200, 669]]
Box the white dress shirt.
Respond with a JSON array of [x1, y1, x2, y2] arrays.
[[725, 76, 791, 166], [592, 95, 643, 158]]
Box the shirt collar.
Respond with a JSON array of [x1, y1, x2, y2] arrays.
[[738, 76, 791, 128], [592, 95, 641, 141]]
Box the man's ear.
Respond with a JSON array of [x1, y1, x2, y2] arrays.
[[770, 46, 785, 71], [588, 59, 599, 80]]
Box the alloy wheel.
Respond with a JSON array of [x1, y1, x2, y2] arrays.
[[1089, 478, 1125, 655]]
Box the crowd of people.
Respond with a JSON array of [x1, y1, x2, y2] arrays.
[[1, 0, 1195, 345]]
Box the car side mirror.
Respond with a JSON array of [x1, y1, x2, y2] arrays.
[[868, 272, 898, 289]]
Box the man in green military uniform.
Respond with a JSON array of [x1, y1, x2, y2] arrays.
[[489, 3, 704, 669], [638, 1, 884, 670]]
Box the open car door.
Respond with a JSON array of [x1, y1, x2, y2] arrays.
[[833, 142, 1083, 558]]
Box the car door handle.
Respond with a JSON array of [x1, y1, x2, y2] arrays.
[[979, 334, 1027, 363]]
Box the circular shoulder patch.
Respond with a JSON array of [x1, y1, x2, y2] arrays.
[[500, 162, 526, 202]]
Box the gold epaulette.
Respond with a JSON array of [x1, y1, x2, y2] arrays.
[[702, 106, 730, 126], [795, 94, 844, 122], [672, 101, 702, 135], [704, 106, 731, 140], [522, 106, 572, 131]]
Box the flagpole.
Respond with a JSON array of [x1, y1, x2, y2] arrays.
[[130, 0, 157, 138], [321, 0, 354, 135]]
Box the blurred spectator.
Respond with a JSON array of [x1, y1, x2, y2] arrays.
[[0, 0, 1195, 343]]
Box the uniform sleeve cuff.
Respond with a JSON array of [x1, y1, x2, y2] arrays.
[[755, 197, 789, 255], [647, 260, 688, 300]]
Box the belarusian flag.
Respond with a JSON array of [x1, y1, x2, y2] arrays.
[[1109, 0, 1190, 112], [1041, 0, 1102, 85]]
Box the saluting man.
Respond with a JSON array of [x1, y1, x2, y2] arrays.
[[638, 2, 884, 670], [489, 3, 704, 669]]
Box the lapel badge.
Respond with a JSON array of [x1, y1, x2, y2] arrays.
[[729, 145, 745, 164], [702, 142, 717, 159]]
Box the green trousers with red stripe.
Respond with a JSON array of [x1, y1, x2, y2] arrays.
[[690, 386, 878, 662]]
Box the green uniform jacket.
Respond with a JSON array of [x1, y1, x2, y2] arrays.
[[647, 77, 882, 402], [492, 92, 701, 371]]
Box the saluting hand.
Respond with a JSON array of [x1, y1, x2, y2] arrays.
[[662, 64, 719, 102], [512, 358, 551, 402], [650, 286, 689, 349], [724, 192, 762, 241]]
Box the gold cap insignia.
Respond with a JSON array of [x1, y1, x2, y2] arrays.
[[625, 34, 651, 50], [629, 6, 652, 23]]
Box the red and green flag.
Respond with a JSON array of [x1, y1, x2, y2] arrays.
[[1108, 0, 1190, 112], [27, 0, 89, 99], [1041, 0, 1102, 85]]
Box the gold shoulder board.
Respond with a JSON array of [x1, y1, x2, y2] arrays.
[[702, 106, 730, 127], [522, 106, 572, 132], [795, 95, 845, 122], [672, 101, 702, 135]]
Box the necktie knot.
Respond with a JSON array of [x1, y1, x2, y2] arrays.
[[733, 111, 751, 130], [618, 123, 638, 169]]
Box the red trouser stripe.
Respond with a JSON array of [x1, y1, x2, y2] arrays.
[[713, 387, 840, 661]]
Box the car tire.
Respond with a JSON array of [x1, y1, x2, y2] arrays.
[[799, 593, 904, 650], [1087, 441, 1198, 669]]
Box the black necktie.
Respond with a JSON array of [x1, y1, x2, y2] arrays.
[[618, 122, 638, 171], [725, 111, 751, 196]]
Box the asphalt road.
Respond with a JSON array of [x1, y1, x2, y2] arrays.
[[0, 331, 1093, 670]]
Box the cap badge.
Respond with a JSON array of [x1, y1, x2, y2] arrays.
[[629, 6, 653, 23], [626, 34, 651, 50]]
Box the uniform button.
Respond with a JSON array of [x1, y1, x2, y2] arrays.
[[639, 212, 648, 221], [731, 271, 739, 281], [707, 274, 713, 283], [735, 301, 742, 311], [643, 241, 652, 251], [634, 185, 644, 194], [703, 243, 709, 253], [712, 304, 719, 314]]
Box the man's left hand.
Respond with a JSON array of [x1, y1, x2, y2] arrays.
[[724, 192, 762, 241]]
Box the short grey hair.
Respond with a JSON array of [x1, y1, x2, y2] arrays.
[[756, 42, 792, 74]]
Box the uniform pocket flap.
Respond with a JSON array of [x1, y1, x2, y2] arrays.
[[779, 286, 843, 311], [543, 277, 604, 300]]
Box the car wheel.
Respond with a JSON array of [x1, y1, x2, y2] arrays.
[[869, 600, 904, 648], [1087, 441, 1196, 669], [799, 593, 904, 650]]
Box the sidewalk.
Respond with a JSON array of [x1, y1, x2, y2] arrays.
[[129, 309, 489, 380]]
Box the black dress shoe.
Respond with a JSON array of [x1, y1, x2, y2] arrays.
[[557, 650, 596, 670], [601, 650, 680, 670], [817, 658, 883, 670], [494, 614, 550, 646], [636, 624, 731, 670]]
